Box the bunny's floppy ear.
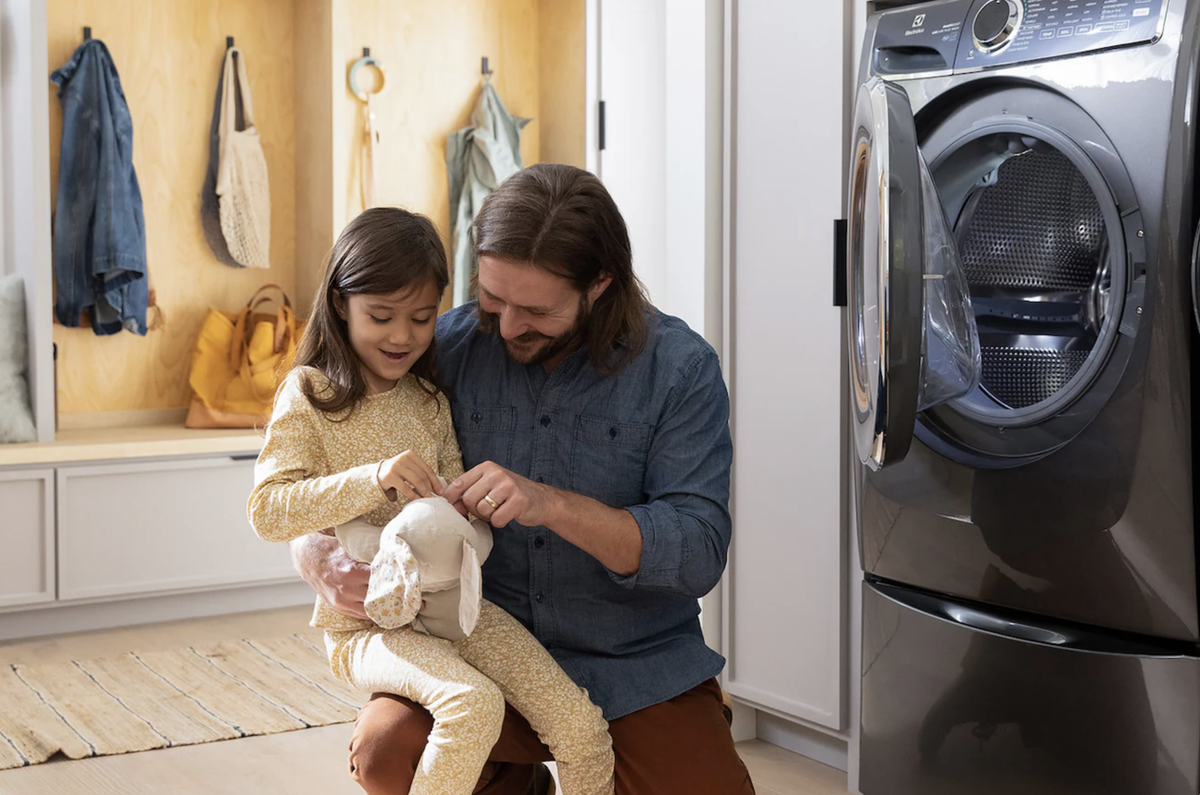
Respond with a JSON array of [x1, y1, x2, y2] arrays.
[[458, 540, 484, 636]]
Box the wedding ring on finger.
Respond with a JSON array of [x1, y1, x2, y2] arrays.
[[482, 493, 500, 510]]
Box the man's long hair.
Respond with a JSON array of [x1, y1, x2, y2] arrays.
[[472, 164, 650, 374]]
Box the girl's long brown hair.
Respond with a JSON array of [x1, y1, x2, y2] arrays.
[[293, 207, 449, 416]]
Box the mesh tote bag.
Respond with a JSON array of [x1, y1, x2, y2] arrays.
[[216, 47, 271, 269]]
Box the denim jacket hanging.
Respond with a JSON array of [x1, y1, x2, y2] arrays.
[[51, 40, 148, 336]]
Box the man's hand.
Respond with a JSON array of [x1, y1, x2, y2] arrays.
[[290, 533, 371, 620], [445, 461, 644, 575], [443, 462, 557, 528]]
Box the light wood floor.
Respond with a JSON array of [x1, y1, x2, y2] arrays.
[[0, 607, 848, 795]]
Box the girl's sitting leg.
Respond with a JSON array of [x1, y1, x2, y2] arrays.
[[455, 601, 615, 795], [327, 626, 506, 795]]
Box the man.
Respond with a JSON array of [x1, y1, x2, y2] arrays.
[[291, 164, 752, 794]]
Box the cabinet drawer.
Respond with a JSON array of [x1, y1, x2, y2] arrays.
[[0, 469, 55, 608], [57, 457, 297, 601]]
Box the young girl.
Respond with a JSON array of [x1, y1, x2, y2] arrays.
[[248, 207, 613, 795]]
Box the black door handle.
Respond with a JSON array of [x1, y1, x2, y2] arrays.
[[833, 218, 848, 307]]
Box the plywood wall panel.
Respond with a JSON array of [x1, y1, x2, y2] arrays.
[[293, 0, 336, 317], [538, 0, 586, 168], [47, 0, 296, 416], [43, 0, 582, 422], [332, 0, 541, 304]]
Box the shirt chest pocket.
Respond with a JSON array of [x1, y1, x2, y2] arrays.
[[453, 403, 517, 469], [569, 415, 654, 508]]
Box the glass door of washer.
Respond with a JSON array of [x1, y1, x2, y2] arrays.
[[847, 76, 981, 471]]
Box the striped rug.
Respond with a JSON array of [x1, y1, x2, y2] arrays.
[[0, 634, 363, 770]]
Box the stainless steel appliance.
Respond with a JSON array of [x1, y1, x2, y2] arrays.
[[847, 1, 1200, 792]]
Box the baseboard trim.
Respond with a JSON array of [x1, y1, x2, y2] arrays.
[[0, 581, 316, 643], [757, 712, 849, 772]]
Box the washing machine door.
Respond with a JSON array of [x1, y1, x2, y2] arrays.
[[847, 77, 980, 470]]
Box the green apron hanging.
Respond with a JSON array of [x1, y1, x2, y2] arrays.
[[446, 82, 531, 307]]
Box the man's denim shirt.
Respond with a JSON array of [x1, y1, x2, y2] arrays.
[[437, 304, 732, 720], [50, 40, 148, 336]]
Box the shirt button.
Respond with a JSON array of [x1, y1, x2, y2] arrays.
[[536, 476, 545, 484], [535, 591, 546, 603], [540, 415, 551, 427], [471, 411, 482, 423], [534, 537, 545, 549]]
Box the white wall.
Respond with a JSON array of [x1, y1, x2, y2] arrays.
[[595, 0, 729, 653], [597, 0, 668, 306], [723, 0, 848, 733], [665, 0, 725, 347], [2, 0, 55, 442], [594, 0, 867, 770], [595, 0, 724, 344]]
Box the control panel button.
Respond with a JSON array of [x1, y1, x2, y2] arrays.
[[973, 0, 1021, 52]]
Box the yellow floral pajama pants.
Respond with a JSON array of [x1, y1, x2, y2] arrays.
[[326, 600, 614, 795]]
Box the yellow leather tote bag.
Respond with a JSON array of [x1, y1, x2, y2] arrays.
[[186, 284, 301, 428]]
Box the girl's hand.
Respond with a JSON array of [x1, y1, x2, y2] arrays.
[[377, 450, 442, 503]]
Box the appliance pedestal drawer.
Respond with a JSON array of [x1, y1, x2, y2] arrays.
[[860, 581, 1200, 795]]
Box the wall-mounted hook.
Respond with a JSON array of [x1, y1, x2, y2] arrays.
[[226, 36, 234, 50], [481, 56, 493, 76], [349, 50, 387, 102], [83, 26, 91, 41]]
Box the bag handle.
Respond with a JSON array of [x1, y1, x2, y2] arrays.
[[274, 303, 298, 355], [216, 50, 238, 196], [233, 304, 300, 405], [220, 50, 236, 140], [245, 283, 291, 313], [233, 48, 257, 129], [229, 284, 294, 370], [221, 47, 256, 133]]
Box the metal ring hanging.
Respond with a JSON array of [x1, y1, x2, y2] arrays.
[[349, 50, 385, 209], [348, 53, 387, 102]]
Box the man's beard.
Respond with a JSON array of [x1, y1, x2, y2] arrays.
[[499, 294, 590, 366]]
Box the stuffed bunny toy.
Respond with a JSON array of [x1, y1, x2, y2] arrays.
[[336, 496, 494, 642]]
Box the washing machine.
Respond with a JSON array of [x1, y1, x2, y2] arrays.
[[847, 1, 1200, 793]]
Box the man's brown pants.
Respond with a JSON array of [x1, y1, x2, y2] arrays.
[[348, 677, 756, 794]]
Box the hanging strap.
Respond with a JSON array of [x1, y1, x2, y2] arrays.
[[217, 47, 257, 196], [222, 47, 256, 131], [362, 94, 379, 209], [349, 53, 386, 210]]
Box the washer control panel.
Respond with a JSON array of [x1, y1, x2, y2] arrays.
[[958, 0, 1168, 69], [872, 0, 1168, 76], [973, 0, 1023, 52]]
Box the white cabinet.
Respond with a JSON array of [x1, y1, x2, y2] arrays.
[[596, 0, 668, 305], [0, 469, 55, 608], [594, 0, 724, 342], [724, 0, 848, 732], [57, 456, 296, 601]]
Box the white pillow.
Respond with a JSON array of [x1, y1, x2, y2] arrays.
[[0, 274, 37, 443]]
